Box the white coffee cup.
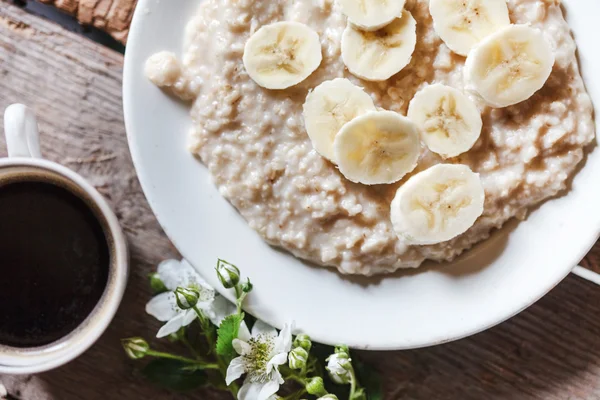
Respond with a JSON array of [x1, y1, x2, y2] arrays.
[[0, 104, 129, 374]]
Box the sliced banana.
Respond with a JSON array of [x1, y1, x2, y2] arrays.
[[429, 0, 510, 56], [341, 10, 417, 82], [243, 21, 323, 90], [339, 0, 407, 31], [333, 110, 420, 185], [390, 164, 485, 245], [407, 84, 482, 158], [303, 78, 376, 161], [464, 25, 555, 108]]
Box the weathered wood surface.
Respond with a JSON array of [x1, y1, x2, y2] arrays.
[[36, 0, 135, 43], [1, 2, 600, 399]]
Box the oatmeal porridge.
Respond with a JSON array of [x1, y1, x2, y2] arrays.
[[145, 0, 595, 275]]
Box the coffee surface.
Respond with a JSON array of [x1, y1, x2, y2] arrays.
[[0, 180, 109, 348]]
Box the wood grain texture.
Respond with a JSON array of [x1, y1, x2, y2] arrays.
[[1, 2, 600, 399], [36, 0, 135, 43]]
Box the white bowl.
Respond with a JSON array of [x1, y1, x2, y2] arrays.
[[123, 0, 600, 350]]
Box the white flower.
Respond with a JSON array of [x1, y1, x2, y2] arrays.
[[226, 321, 293, 400], [145, 259, 233, 337], [326, 352, 352, 384]]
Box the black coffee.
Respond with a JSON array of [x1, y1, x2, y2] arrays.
[[0, 180, 109, 348]]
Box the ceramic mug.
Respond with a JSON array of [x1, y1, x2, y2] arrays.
[[0, 104, 129, 374]]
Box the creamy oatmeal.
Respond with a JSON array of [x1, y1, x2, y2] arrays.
[[146, 0, 595, 275]]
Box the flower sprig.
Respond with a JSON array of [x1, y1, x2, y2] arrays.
[[122, 259, 380, 399]]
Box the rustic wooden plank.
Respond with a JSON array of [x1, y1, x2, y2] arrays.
[[36, 0, 135, 43], [1, 2, 600, 400], [581, 245, 600, 274]]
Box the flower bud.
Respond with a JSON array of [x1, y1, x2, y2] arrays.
[[334, 344, 349, 354], [241, 278, 253, 293], [121, 337, 149, 359], [293, 334, 312, 352], [326, 352, 353, 384], [305, 377, 327, 396], [174, 287, 200, 310], [317, 395, 339, 400], [149, 272, 167, 294], [216, 259, 240, 289], [288, 346, 308, 370]]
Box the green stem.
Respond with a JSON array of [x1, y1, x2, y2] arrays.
[[193, 306, 240, 397], [180, 335, 203, 360], [283, 389, 307, 400], [288, 375, 306, 386], [234, 286, 246, 315], [217, 356, 238, 396], [349, 365, 359, 399], [146, 350, 218, 369], [192, 306, 215, 346]]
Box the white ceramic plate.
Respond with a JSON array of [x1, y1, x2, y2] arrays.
[[124, 0, 600, 350]]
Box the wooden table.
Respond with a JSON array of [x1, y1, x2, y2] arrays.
[[1, 2, 600, 399]]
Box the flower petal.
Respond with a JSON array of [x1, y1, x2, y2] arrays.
[[271, 368, 284, 385], [238, 321, 251, 342], [258, 379, 280, 400], [156, 313, 186, 338], [196, 303, 217, 323], [226, 356, 246, 385], [182, 309, 197, 327], [251, 320, 277, 338], [267, 352, 288, 371], [145, 292, 177, 322], [180, 260, 214, 291], [209, 295, 237, 326], [238, 382, 263, 400], [157, 259, 185, 290], [275, 322, 294, 353], [232, 339, 251, 356]]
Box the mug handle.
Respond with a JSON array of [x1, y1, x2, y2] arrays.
[[4, 104, 42, 158]]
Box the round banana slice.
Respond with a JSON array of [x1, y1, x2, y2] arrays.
[[390, 164, 485, 245], [303, 78, 376, 161], [464, 25, 555, 108], [243, 21, 323, 90], [339, 0, 407, 31], [333, 111, 420, 185], [341, 10, 417, 82], [407, 84, 482, 158], [429, 0, 510, 56]]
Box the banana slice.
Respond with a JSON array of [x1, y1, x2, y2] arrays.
[[341, 10, 417, 82], [390, 164, 485, 245], [333, 110, 420, 185], [407, 84, 482, 158], [464, 25, 555, 108], [303, 78, 376, 161], [339, 0, 407, 31], [243, 21, 323, 90], [429, 0, 510, 56]]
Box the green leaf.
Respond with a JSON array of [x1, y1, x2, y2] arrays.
[[141, 359, 208, 392], [354, 359, 382, 400], [216, 313, 244, 359]]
